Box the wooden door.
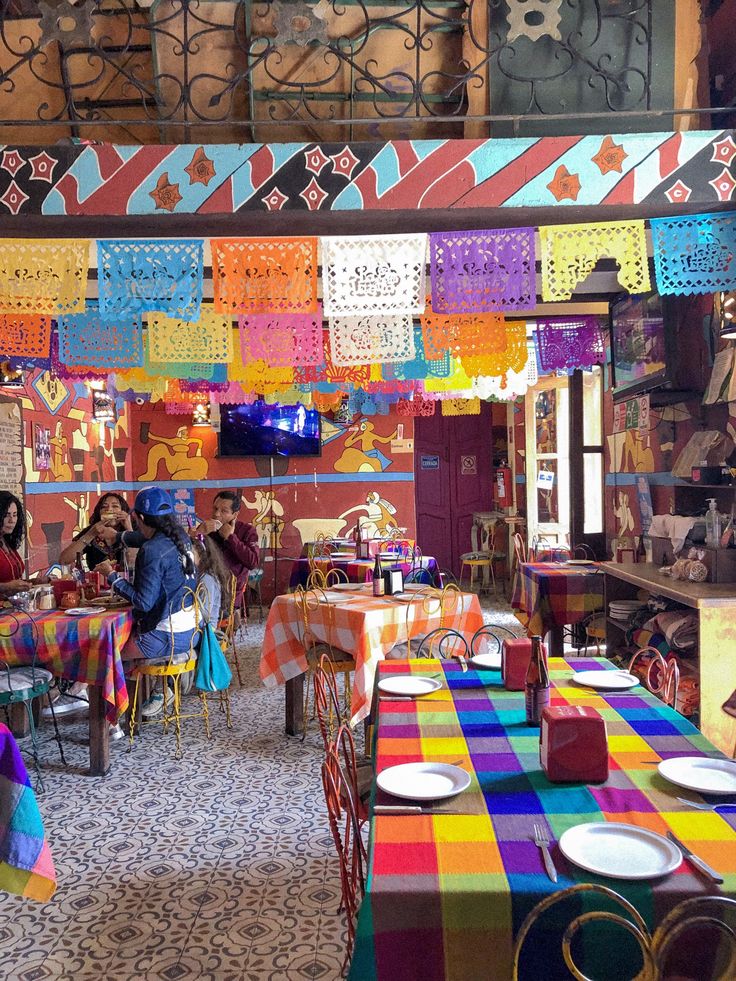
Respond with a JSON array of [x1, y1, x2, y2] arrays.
[[414, 403, 493, 575]]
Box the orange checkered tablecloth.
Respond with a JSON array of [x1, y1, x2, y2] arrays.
[[259, 588, 484, 725]]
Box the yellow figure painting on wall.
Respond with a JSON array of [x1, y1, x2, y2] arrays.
[[139, 424, 209, 481], [334, 420, 397, 473]]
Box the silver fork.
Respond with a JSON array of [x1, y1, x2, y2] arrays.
[[532, 823, 558, 882], [676, 796, 736, 811]]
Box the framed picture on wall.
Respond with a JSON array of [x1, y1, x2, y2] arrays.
[[34, 424, 50, 471]]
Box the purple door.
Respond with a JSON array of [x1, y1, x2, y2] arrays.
[[414, 403, 493, 577]]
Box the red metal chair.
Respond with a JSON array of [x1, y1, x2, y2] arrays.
[[628, 645, 680, 711]]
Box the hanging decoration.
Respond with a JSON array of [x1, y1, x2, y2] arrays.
[[97, 240, 204, 322], [0, 239, 88, 315], [58, 306, 143, 370], [390, 326, 451, 381], [397, 396, 436, 417], [423, 359, 474, 395], [459, 319, 527, 377], [212, 238, 318, 314], [429, 227, 536, 313], [328, 314, 415, 366], [421, 299, 507, 359], [441, 398, 481, 415], [229, 355, 294, 394], [239, 307, 323, 367], [650, 213, 736, 296], [295, 330, 371, 387], [322, 234, 427, 317], [539, 220, 650, 301], [0, 314, 52, 359], [535, 316, 605, 372], [50, 335, 106, 380], [312, 390, 344, 412], [209, 382, 255, 405], [113, 367, 169, 401], [525, 340, 538, 387], [146, 308, 233, 364]]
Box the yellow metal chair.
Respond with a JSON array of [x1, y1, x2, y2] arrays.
[[127, 588, 211, 759], [218, 574, 243, 687], [293, 587, 355, 741]]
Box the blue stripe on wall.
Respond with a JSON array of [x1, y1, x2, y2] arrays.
[[24, 471, 416, 495], [605, 472, 686, 487]]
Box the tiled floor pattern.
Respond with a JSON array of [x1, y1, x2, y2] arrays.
[[2, 596, 521, 981]]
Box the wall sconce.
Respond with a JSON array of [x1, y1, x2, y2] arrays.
[[0, 360, 24, 387], [192, 402, 210, 427], [86, 378, 116, 422], [717, 290, 736, 340]]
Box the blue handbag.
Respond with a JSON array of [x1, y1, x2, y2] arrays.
[[194, 622, 233, 692]]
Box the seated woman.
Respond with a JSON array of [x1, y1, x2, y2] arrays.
[[95, 487, 197, 663], [59, 492, 132, 572], [0, 491, 32, 593], [193, 535, 233, 628]]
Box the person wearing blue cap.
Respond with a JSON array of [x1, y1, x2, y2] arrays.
[[95, 486, 198, 665]]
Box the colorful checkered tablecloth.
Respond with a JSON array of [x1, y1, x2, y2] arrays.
[[288, 555, 442, 590], [511, 561, 605, 636], [350, 656, 736, 981], [0, 608, 133, 723], [0, 722, 56, 901], [259, 589, 484, 726]]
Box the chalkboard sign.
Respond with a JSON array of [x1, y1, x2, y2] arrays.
[[0, 396, 23, 499]]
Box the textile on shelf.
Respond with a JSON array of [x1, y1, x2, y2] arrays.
[[239, 308, 323, 367], [535, 316, 605, 372], [328, 314, 415, 366], [147, 308, 233, 365], [441, 397, 481, 415], [397, 396, 436, 417], [429, 227, 536, 313], [58, 305, 143, 370], [539, 220, 650, 301], [211, 238, 318, 314], [97, 240, 203, 322], [0, 314, 52, 359], [651, 212, 736, 295], [460, 319, 527, 377], [322, 234, 426, 317], [0, 239, 88, 315]]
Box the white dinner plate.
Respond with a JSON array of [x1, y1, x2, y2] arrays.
[[658, 756, 736, 796], [330, 583, 365, 591], [376, 762, 471, 801], [559, 822, 681, 880], [609, 601, 645, 609], [566, 559, 595, 565], [378, 675, 442, 697], [388, 592, 416, 602], [470, 651, 502, 670], [402, 583, 431, 592], [571, 670, 639, 690], [63, 607, 100, 616], [329, 552, 354, 559], [317, 590, 359, 603]]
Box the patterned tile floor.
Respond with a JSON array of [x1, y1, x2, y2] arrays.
[[3, 595, 521, 981]]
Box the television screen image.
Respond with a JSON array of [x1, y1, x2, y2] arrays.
[[218, 402, 321, 458], [610, 292, 667, 398]]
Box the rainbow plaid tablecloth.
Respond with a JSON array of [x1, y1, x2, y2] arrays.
[[288, 556, 441, 590], [350, 657, 736, 981], [511, 561, 605, 636], [260, 590, 483, 726], [0, 609, 133, 723], [0, 723, 56, 901]]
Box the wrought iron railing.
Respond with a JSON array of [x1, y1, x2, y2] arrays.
[[0, 0, 718, 143]]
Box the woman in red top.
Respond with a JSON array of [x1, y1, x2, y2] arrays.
[[0, 491, 30, 593]]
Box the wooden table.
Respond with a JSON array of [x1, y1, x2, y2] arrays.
[[351, 655, 736, 981], [259, 585, 484, 735], [0, 607, 133, 776], [511, 560, 605, 656]]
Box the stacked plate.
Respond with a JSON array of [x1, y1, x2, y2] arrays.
[[609, 599, 646, 622]]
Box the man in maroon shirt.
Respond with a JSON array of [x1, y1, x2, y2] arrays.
[[193, 490, 259, 609]]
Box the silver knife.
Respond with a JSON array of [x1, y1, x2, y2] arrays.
[[666, 831, 724, 884], [373, 805, 467, 815]]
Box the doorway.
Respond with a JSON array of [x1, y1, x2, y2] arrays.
[[414, 402, 493, 576]]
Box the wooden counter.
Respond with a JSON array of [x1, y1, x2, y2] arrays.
[[602, 562, 736, 756]]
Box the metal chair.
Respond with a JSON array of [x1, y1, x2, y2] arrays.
[[628, 644, 680, 711], [470, 623, 520, 662], [513, 883, 654, 981], [650, 896, 736, 980], [0, 609, 65, 791], [245, 567, 264, 622], [416, 627, 470, 660], [127, 588, 212, 759]]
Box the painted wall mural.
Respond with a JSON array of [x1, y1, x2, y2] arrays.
[[0, 132, 733, 218]]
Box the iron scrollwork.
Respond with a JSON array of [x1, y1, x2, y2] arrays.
[[0, 0, 661, 140]]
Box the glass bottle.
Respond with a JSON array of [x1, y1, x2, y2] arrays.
[[372, 553, 384, 596], [525, 635, 550, 725]]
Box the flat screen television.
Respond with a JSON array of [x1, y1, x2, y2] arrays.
[[218, 401, 321, 458], [610, 290, 674, 402]]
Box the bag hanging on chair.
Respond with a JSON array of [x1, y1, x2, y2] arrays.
[[194, 622, 233, 692]]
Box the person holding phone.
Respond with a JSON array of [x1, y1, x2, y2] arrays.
[[189, 491, 258, 609]]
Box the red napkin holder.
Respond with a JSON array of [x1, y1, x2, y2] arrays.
[[540, 706, 608, 783], [501, 638, 546, 691], [52, 579, 78, 606]]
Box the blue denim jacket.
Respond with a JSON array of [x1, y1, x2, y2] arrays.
[[109, 530, 196, 633]]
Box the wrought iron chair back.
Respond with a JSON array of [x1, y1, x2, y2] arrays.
[[470, 624, 520, 661], [513, 532, 527, 566], [416, 627, 470, 660], [650, 896, 736, 979], [313, 652, 343, 754], [573, 543, 596, 560], [403, 586, 442, 658], [628, 645, 680, 711]]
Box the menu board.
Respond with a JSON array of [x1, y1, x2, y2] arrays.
[[0, 397, 23, 499]]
